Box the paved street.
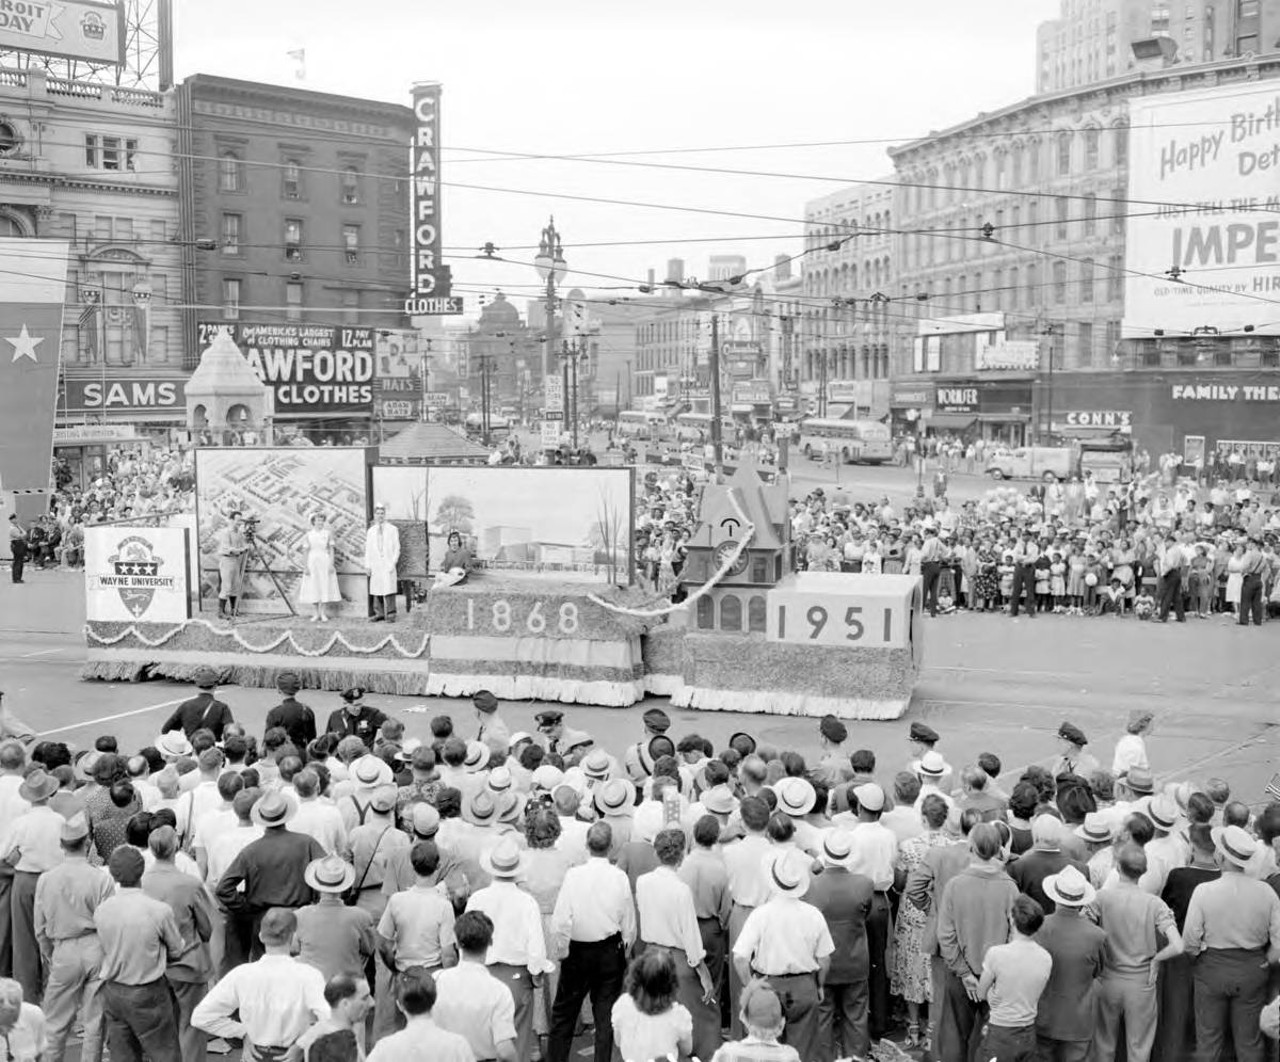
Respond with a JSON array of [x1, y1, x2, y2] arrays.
[[6, 568, 1277, 804]]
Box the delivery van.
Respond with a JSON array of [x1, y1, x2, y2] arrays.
[[985, 446, 1075, 482]]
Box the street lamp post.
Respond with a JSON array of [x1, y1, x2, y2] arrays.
[[533, 217, 568, 383], [1040, 322, 1062, 444], [558, 337, 589, 450]]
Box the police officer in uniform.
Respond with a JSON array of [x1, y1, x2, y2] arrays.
[[535, 709, 565, 756], [264, 672, 316, 751], [324, 688, 388, 749], [160, 667, 234, 740], [623, 708, 671, 784]]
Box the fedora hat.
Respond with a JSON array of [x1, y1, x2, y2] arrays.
[[822, 831, 853, 866], [369, 786, 397, 814], [19, 769, 58, 803], [772, 777, 816, 817], [495, 790, 526, 825], [1043, 865, 1096, 908], [917, 750, 948, 778], [1123, 767, 1155, 795], [467, 790, 497, 825], [1074, 812, 1115, 844], [701, 786, 736, 816], [582, 749, 613, 781], [304, 855, 355, 894], [463, 741, 490, 774], [251, 792, 295, 828], [156, 731, 193, 760], [559, 728, 594, 753], [594, 777, 636, 816], [73, 750, 101, 784], [60, 813, 90, 845], [728, 732, 757, 756], [352, 756, 393, 788], [481, 837, 527, 880], [531, 764, 564, 792], [1212, 825, 1258, 869], [767, 849, 811, 898], [1147, 794, 1181, 832], [410, 803, 441, 839]]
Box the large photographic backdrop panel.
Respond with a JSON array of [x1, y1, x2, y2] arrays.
[[195, 448, 369, 614], [424, 466, 634, 585]]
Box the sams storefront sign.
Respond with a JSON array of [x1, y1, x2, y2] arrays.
[[63, 376, 186, 415], [198, 323, 375, 415]]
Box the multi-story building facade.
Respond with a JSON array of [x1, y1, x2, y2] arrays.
[[176, 75, 415, 435], [888, 52, 1280, 456], [800, 179, 896, 417], [1036, 0, 1280, 94], [0, 68, 182, 436]]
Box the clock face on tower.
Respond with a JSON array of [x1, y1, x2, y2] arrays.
[[714, 540, 749, 577]]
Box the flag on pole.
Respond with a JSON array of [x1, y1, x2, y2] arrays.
[[0, 238, 70, 497], [78, 289, 99, 362], [287, 48, 306, 80]]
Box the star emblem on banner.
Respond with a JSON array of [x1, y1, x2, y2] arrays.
[[6, 324, 43, 364]]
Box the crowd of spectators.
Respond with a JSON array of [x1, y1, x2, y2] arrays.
[[0, 675, 1276, 1062]]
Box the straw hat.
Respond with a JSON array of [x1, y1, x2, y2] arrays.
[[304, 856, 355, 894], [481, 837, 528, 880], [594, 777, 636, 816], [463, 741, 490, 774], [251, 792, 296, 828], [1043, 865, 1096, 908], [917, 751, 948, 779], [1212, 825, 1258, 869], [1074, 812, 1115, 844], [767, 849, 811, 897], [352, 756, 393, 788], [156, 731, 193, 760], [772, 777, 816, 817], [582, 749, 613, 781], [701, 786, 737, 816], [466, 790, 497, 825]]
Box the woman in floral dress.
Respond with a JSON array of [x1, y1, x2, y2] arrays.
[[891, 793, 953, 1048]]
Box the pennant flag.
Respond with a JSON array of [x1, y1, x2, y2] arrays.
[[0, 238, 70, 498]]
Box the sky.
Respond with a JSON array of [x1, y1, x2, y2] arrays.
[[173, 0, 1062, 318]]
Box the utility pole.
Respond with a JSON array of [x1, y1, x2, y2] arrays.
[[709, 311, 724, 477], [1040, 322, 1061, 444]]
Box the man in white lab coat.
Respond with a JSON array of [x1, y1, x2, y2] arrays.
[[362, 505, 400, 623]]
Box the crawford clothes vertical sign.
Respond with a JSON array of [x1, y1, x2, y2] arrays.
[[198, 323, 375, 415], [405, 82, 462, 316]]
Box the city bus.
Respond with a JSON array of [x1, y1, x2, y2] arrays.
[[617, 410, 667, 439], [796, 417, 893, 464]]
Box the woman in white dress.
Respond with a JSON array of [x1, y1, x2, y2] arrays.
[[1224, 543, 1246, 615], [298, 512, 342, 622]]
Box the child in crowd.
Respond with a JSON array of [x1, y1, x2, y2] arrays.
[[1067, 547, 1087, 615], [999, 553, 1015, 610], [1050, 552, 1067, 613]]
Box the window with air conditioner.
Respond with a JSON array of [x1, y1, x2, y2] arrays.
[[284, 219, 303, 261], [343, 225, 360, 264]]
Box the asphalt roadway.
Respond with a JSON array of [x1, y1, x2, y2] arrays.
[[4, 562, 1277, 807]]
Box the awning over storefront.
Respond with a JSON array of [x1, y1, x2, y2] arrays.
[[926, 414, 976, 430], [979, 413, 1031, 424]]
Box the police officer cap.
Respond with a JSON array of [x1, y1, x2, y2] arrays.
[[642, 708, 671, 734], [1058, 721, 1088, 747], [473, 690, 499, 714], [340, 687, 368, 704], [535, 709, 564, 727], [193, 666, 218, 690], [276, 671, 301, 695], [819, 715, 847, 744], [909, 722, 939, 745]]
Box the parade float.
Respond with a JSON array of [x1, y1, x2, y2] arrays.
[[82, 449, 922, 719]]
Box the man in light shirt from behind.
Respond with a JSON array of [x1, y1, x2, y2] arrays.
[[433, 910, 517, 1062]]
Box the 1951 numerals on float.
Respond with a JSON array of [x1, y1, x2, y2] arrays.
[[767, 594, 907, 649], [465, 599, 580, 635]]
